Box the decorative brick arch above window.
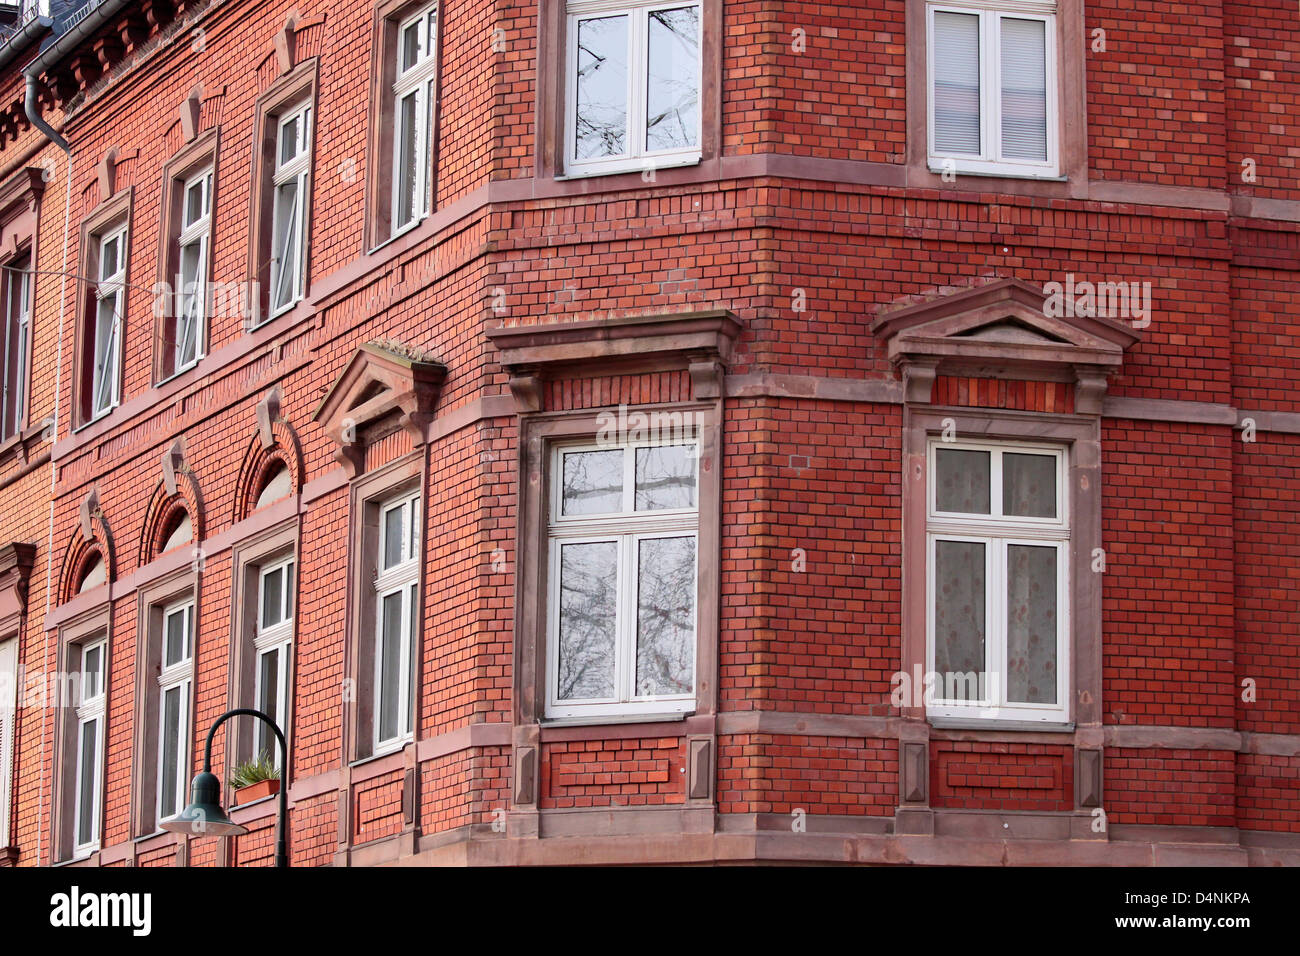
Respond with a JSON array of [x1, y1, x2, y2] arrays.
[[139, 441, 205, 566], [58, 489, 116, 603], [233, 387, 304, 521], [313, 340, 447, 478]]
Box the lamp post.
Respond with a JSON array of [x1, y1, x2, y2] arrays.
[[159, 707, 289, 867]]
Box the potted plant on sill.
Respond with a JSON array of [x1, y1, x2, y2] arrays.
[[230, 751, 281, 806]]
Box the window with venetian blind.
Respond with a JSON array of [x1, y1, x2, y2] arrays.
[[927, 2, 1059, 178]]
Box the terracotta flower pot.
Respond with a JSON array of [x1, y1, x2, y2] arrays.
[[233, 778, 281, 806]]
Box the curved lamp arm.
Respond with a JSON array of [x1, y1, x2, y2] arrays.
[[204, 707, 290, 868]]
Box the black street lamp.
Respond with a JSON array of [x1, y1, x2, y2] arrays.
[[159, 707, 289, 867]]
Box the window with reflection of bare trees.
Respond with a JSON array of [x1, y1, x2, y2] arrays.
[[570, 2, 701, 169], [549, 439, 698, 717]]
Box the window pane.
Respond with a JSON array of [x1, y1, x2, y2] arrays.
[[1007, 544, 1057, 704], [1000, 18, 1047, 162], [383, 504, 406, 569], [635, 444, 696, 510], [635, 536, 695, 697], [934, 540, 985, 699], [395, 90, 421, 227], [556, 540, 618, 700], [645, 6, 700, 151], [407, 582, 417, 733], [935, 448, 990, 514], [1003, 452, 1057, 518], [561, 449, 623, 515], [932, 11, 981, 155], [77, 719, 98, 845], [100, 236, 119, 280], [83, 645, 102, 700], [272, 180, 300, 309], [279, 115, 300, 166], [257, 648, 280, 755], [575, 15, 628, 159], [401, 20, 422, 72], [285, 562, 295, 618], [378, 591, 405, 741], [93, 296, 118, 412], [164, 609, 187, 667], [262, 566, 284, 629], [184, 179, 205, 226], [160, 687, 181, 818]]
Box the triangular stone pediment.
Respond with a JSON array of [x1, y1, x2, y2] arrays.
[[313, 341, 447, 477]]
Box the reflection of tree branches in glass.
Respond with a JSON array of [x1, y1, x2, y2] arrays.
[[576, 16, 628, 159], [558, 541, 618, 699], [646, 8, 700, 151], [635, 536, 695, 696], [562, 449, 623, 514], [635, 445, 696, 510]]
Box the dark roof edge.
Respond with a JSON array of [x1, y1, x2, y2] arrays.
[[0, 15, 53, 75], [23, 0, 133, 81]]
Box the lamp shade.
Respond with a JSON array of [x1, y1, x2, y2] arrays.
[[159, 771, 249, 837]]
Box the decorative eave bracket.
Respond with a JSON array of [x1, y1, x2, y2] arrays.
[[486, 309, 743, 413], [313, 341, 448, 478], [0, 541, 37, 630], [871, 278, 1141, 415]]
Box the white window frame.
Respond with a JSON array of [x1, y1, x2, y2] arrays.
[[173, 168, 212, 375], [390, 3, 439, 238], [563, 0, 703, 178], [373, 492, 420, 753], [72, 637, 107, 857], [254, 556, 295, 766], [925, 438, 1070, 722], [0, 637, 17, 849], [91, 224, 127, 420], [2, 257, 30, 440], [545, 437, 699, 720], [926, 1, 1060, 179], [155, 599, 193, 825], [269, 101, 312, 319]]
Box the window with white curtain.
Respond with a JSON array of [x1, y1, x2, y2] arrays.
[[546, 438, 699, 719], [270, 102, 311, 317], [565, 0, 702, 177], [927, 2, 1058, 178], [926, 439, 1069, 722], [391, 2, 438, 236], [73, 638, 107, 855]]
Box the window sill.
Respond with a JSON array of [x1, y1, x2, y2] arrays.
[[542, 711, 690, 729], [928, 716, 1075, 733], [927, 164, 1066, 183], [350, 738, 412, 768], [556, 154, 702, 182]]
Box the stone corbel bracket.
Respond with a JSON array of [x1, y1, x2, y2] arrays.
[[872, 278, 1141, 414], [313, 341, 448, 478], [486, 309, 743, 413]]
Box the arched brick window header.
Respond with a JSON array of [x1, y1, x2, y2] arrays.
[[139, 442, 205, 566], [58, 489, 115, 603], [233, 387, 304, 521]]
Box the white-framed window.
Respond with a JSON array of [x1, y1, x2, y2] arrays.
[[926, 438, 1070, 722], [2, 256, 31, 441], [173, 168, 212, 374], [0, 637, 16, 849], [926, 2, 1058, 178], [565, 0, 702, 178], [91, 225, 127, 419], [391, 2, 438, 236], [72, 637, 107, 856], [156, 599, 193, 824], [270, 102, 312, 317], [254, 556, 294, 766], [374, 492, 420, 751], [546, 438, 699, 719]]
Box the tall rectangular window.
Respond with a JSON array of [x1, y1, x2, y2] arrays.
[[546, 439, 699, 719], [1, 256, 30, 441], [926, 439, 1069, 722], [254, 556, 294, 766], [0, 637, 15, 849], [156, 599, 193, 823], [270, 103, 311, 316], [374, 492, 419, 750], [173, 169, 212, 375], [391, 3, 438, 236], [73, 637, 107, 855], [90, 225, 127, 420], [927, 3, 1057, 177], [565, 1, 702, 177]]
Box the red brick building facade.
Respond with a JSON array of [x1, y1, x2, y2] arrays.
[[0, 0, 1295, 867]]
